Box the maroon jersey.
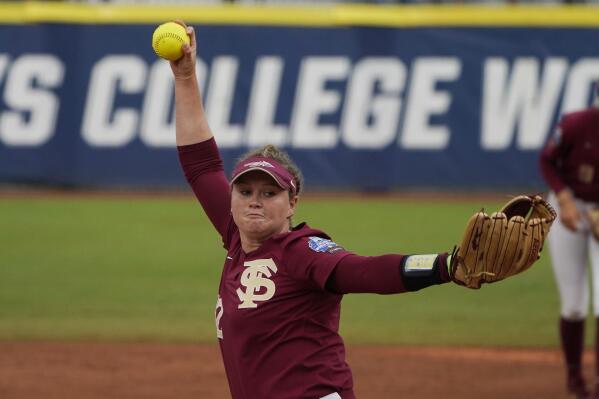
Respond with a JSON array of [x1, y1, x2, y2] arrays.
[[539, 108, 599, 202], [178, 139, 356, 399]]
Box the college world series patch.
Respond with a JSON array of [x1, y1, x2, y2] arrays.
[[308, 236, 344, 254]]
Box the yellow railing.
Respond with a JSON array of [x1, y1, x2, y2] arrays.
[[1, 2, 599, 27]]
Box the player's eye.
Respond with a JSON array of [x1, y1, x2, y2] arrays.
[[239, 189, 251, 196], [263, 191, 275, 197]]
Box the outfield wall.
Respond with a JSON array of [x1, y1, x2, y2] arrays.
[[1, 3, 598, 190]]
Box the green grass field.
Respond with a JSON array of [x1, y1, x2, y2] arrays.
[[0, 194, 574, 347]]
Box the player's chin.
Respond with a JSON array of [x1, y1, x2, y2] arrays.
[[242, 219, 270, 234]]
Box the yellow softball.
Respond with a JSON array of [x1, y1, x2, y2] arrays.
[[152, 22, 190, 61]]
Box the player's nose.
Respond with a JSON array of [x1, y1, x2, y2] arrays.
[[248, 193, 263, 207]]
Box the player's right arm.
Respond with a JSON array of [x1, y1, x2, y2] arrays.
[[170, 21, 212, 146], [170, 21, 233, 243]]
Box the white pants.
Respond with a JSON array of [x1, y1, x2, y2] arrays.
[[319, 394, 341, 399], [548, 192, 599, 319]]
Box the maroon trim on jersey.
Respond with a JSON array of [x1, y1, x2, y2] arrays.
[[231, 156, 297, 195]]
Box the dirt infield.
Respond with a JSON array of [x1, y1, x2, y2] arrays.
[[0, 342, 588, 399]]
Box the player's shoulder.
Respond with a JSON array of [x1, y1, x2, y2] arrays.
[[280, 224, 347, 256], [277, 223, 330, 246], [272, 223, 328, 248]]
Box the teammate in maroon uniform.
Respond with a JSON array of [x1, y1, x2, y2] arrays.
[[539, 85, 599, 399], [171, 23, 453, 399]]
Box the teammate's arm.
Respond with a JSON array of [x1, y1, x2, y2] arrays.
[[539, 127, 568, 196], [539, 118, 580, 231], [171, 21, 213, 146], [556, 188, 581, 231]]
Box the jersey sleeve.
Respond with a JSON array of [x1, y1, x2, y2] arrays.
[[285, 237, 449, 294], [177, 138, 235, 247], [284, 236, 353, 291], [539, 114, 575, 194]]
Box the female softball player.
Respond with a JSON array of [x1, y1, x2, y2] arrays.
[[170, 21, 553, 399], [170, 22, 457, 399], [539, 85, 599, 399]]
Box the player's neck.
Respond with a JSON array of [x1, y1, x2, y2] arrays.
[[241, 237, 262, 254]]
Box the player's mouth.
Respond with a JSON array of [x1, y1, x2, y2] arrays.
[[246, 213, 265, 219]]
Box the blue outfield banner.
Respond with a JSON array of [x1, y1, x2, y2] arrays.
[[1, 20, 598, 190]]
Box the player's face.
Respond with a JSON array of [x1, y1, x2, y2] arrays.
[[231, 171, 297, 242]]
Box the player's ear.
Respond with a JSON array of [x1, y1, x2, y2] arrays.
[[287, 194, 298, 217]]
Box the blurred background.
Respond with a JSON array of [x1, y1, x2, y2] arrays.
[[1, 1, 599, 398]]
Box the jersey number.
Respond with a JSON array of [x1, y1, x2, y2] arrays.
[[215, 296, 223, 339]]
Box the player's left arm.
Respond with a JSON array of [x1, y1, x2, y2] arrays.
[[284, 237, 449, 294], [325, 253, 450, 294]]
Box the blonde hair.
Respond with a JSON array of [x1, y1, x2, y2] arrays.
[[238, 145, 304, 196]]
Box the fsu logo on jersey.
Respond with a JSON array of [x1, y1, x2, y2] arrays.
[[236, 258, 278, 309]]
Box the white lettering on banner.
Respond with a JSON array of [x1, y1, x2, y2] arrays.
[[1, 52, 589, 151], [481, 57, 568, 150], [246, 56, 287, 147], [140, 59, 207, 147], [401, 57, 461, 150], [341, 57, 405, 149], [205, 56, 242, 148], [561, 58, 599, 114], [0, 54, 9, 84], [140, 61, 175, 147], [82, 55, 146, 147], [0, 55, 64, 146], [291, 56, 351, 148]]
